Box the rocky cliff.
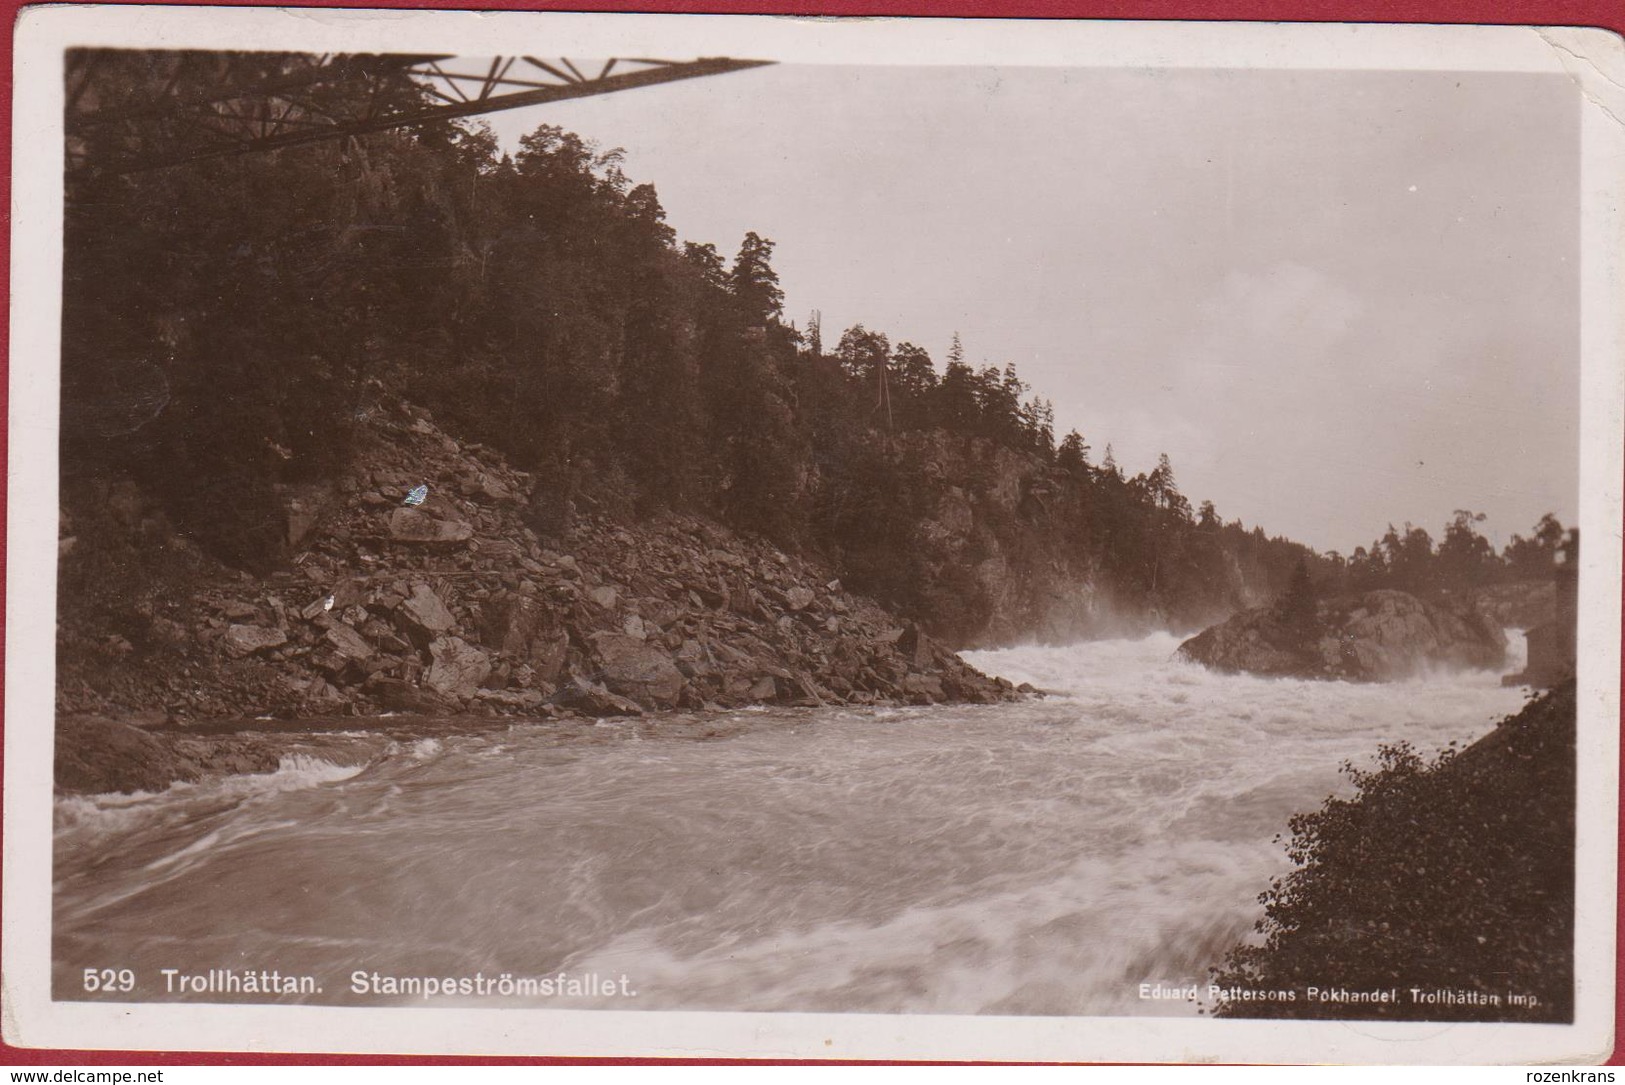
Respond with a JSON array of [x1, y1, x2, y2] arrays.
[[1176, 589, 1508, 681], [900, 434, 1111, 645], [883, 433, 1276, 646], [1456, 580, 1556, 630], [56, 396, 1024, 791]]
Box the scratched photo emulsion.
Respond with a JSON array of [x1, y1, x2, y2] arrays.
[[43, 36, 1591, 1037]]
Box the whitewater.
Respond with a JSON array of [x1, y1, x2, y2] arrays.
[[53, 631, 1530, 1015]]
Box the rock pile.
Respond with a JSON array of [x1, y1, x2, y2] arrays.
[[57, 398, 1021, 725]]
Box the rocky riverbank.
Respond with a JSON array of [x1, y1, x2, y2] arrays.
[[56, 397, 1025, 794], [1175, 588, 1511, 681]]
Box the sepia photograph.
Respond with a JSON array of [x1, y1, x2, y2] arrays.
[[5, 8, 1621, 1063]]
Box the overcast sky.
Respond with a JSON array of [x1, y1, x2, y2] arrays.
[[483, 64, 1578, 556]]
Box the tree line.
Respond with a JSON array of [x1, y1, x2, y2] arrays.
[[1312, 512, 1571, 596]]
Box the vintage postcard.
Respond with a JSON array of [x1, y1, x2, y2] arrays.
[[5, 6, 1622, 1063]]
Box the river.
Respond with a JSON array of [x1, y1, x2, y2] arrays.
[[53, 631, 1529, 1015]]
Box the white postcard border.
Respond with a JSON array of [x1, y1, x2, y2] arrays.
[[5, 7, 1621, 1063]]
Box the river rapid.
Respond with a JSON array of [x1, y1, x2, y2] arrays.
[[53, 632, 1529, 1015]]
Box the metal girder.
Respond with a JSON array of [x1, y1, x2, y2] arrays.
[[66, 50, 774, 175]]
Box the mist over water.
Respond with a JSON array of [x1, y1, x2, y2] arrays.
[[54, 633, 1528, 1015]]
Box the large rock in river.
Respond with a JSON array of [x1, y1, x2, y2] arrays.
[[1177, 589, 1507, 682], [55, 716, 283, 795]]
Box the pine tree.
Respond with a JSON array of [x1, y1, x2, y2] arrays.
[[1057, 429, 1090, 475], [730, 231, 784, 324], [935, 332, 979, 432], [683, 241, 727, 289]]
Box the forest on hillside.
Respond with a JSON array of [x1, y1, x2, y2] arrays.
[[63, 51, 1567, 644]]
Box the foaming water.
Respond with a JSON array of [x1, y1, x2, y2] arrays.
[[54, 633, 1528, 1014]]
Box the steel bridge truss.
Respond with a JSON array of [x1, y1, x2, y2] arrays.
[[66, 49, 773, 175]]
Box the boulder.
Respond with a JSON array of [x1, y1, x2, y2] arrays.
[[166, 734, 288, 779], [365, 676, 454, 714], [395, 584, 456, 643], [222, 624, 287, 658], [482, 475, 515, 503], [528, 629, 570, 685], [691, 584, 727, 610], [388, 507, 474, 545], [477, 539, 523, 562], [425, 636, 492, 700], [146, 617, 190, 649], [480, 593, 530, 653], [54, 716, 285, 795], [785, 586, 816, 611], [728, 579, 762, 618], [789, 669, 833, 705], [673, 638, 716, 679], [331, 581, 367, 613], [473, 688, 548, 711], [897, 622, 934, 670], [902, 673, 946, 701], [480, 593, 569, 683], [362, 619, 412, 654], [708, 548, 747, 569], [458, 470, 514, 504], [590, 633, 685, 708], [323, 622, 374, 662], [56, 716, 200, 794], [558, 676, 645, 717], [1177, 589, 1508, 682], [640, 598, 683, 628]]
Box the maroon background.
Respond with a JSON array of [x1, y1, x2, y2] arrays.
[[3, 0, 1621, 1066]]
